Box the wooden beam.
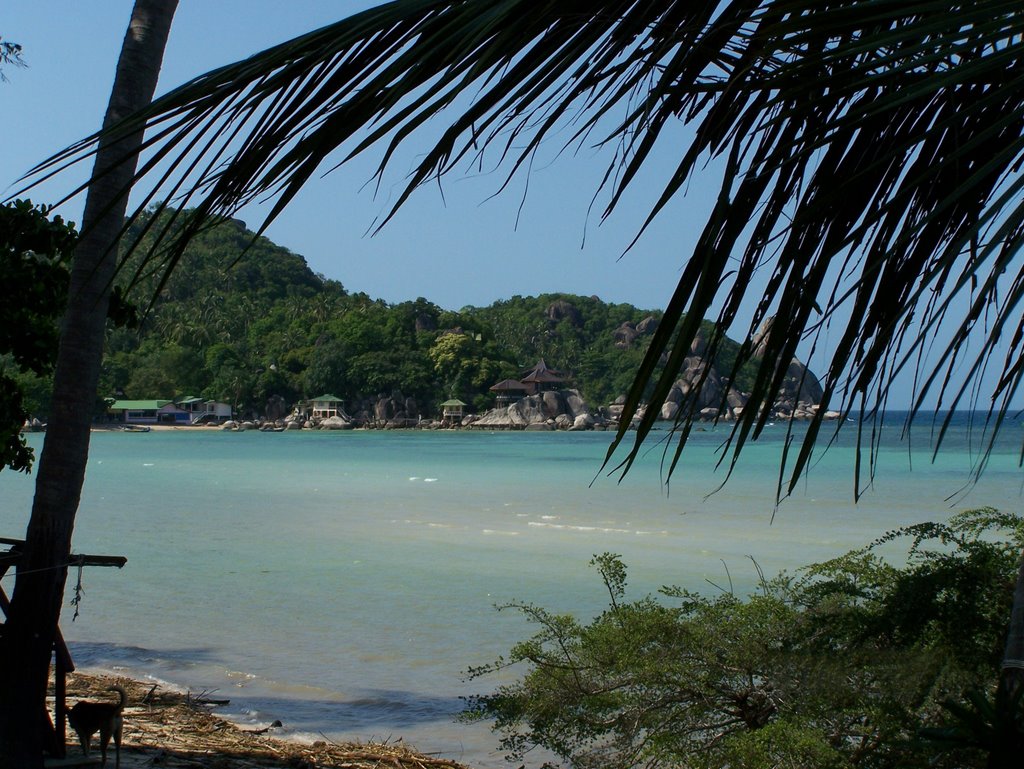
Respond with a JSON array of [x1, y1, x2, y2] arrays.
[[1, 539, 126, 569]]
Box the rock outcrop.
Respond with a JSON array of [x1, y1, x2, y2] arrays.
[[611, 316, 831, 423], [469, 389, 606, 431]]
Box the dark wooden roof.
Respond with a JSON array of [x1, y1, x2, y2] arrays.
[[520, 358, 566, 384], [489, 378, 530, 392]]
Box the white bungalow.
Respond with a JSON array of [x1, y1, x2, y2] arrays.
[[175, 396, 232, 424], [440, 398, 467, 423], [310, 394, 345, 419]]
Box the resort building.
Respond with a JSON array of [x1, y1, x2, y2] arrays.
[[175, 396, 233, 424], [107, 399, 190, 425], [440, 398, 467, 423], [519, 359, 567, 395], [488, 378, 530, 407], [310, 394, 345, 420]]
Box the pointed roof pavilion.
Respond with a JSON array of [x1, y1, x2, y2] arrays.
[[520, 359, 566, 391]]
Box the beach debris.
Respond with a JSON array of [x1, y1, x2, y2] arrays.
[[58, 673, 472, 769]]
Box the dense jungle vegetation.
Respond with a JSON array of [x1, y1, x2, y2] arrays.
[[9, 210, 751, 420]]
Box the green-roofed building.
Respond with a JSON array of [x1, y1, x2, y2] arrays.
[[107, 399, 190, 425], [439, 398, 467, 424]]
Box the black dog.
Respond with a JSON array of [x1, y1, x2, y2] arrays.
[[66, 684, 126, 768]]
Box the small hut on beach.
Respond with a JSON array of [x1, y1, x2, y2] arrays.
[[310, 394, 345, 420], [439, 398, 467, 424]]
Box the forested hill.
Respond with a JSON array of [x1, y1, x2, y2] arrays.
[[72, 211, 751, 419]]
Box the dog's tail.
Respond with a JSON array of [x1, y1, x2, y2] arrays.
[[108, 685, 127, 712]]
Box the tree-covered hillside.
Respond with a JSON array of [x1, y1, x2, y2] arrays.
[[95, 210, 697, 419]]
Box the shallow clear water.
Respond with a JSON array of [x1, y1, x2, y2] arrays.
[[1, 417, 1021, 766]]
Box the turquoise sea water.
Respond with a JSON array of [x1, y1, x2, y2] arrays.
[[1, 416, 1022, 766]]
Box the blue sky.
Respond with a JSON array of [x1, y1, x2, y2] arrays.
[[4, 2, 1018, 413], [2, 1, 716, 315]]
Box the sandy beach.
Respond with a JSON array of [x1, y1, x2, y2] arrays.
[[55, 673, 472, 769]]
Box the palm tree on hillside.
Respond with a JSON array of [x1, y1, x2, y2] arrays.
[[13, 0, 1024, 757]]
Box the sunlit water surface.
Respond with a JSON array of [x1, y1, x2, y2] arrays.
[[1, 416, 1021, 767]]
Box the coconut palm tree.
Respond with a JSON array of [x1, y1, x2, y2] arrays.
[[0, 2, 176, 765], [15, 1, 1024, 756]]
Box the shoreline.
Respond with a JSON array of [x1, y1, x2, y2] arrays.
[[56, 671, 473, 769]]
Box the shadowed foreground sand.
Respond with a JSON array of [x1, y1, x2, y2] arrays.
[[53, 673, 472, 769]]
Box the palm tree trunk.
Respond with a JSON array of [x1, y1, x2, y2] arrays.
[[0, 3, 176, 766]]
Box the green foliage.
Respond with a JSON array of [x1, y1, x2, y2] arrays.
[[0, 200, 77, 472], [465, 508, 1023, 769], [86, 210, 722, 417]]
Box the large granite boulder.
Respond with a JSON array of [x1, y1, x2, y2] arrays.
[[613, 322, 640, 349], [547, 300, 582, 327], [562, 389, 588, 419], [321, 415, 354, 430], [472, 389, 593, 430], [265, 394, 288, 422], [636, 315, 659, 335], [471, 408, 517, 428], [509, 396, 546, 426], [541, 391, 564, 418], [781, 358, 824, 405], [571, 413, 595, 431]]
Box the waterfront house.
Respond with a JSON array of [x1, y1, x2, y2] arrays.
[[310, 394, 345, 419], [440, 398, 467, 423], [175, 396, 233, 424], [108, 399, 190, 425]]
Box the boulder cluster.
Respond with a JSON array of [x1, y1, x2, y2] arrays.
[[465, 389, 610, 431]]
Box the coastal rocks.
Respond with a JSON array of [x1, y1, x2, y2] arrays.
[[320, 415, 354, 430], [609, 316, 834, 423], [470, 388, 604, 431], [265, 394, 288, 422], [562, 390, 588, 418], [669, 355, 745, 419], [345, 391, 419, 428], [571, 413, 595, 430]]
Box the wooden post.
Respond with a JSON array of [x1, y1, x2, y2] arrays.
[[0, 538, 123, 760]]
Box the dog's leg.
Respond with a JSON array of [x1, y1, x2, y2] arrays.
[[98, 722, 110, 767], [113, 717, 122, 769]]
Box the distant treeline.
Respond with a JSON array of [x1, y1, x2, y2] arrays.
[[14, 209, 752, 420]]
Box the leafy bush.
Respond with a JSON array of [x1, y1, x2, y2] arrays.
[[464, 508, 1023, 769]]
